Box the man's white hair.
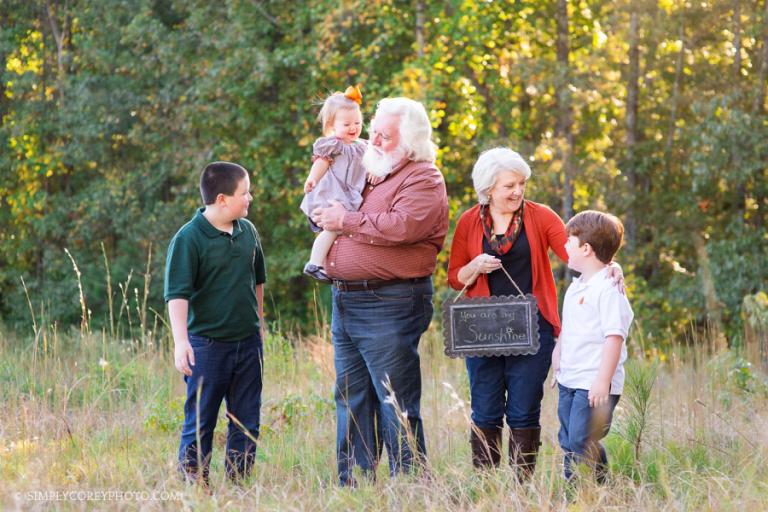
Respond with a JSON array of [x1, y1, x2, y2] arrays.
[[472, 147, 532, 205], [375, 97, 437, 163]]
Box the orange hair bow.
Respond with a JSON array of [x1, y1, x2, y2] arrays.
[[343, 85, 363, 105]]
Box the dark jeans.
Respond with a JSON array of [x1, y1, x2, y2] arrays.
[[178, 332, 263, 482], [557, 384, 620, 481], [331, 278, 434, 486], [465, 317, 555, 429]]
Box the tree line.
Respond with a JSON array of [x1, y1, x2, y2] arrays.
[[1, 0, 766, 345]]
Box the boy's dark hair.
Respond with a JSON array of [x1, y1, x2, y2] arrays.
[[199, 161, 247, 205], [565, 210, 624, 264]]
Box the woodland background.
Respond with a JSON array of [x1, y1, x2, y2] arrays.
[[1, 0, 767, 347], [2, 1, 768, 509]]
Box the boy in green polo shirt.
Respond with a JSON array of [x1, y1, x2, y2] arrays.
[[164, 161, 267, 485]]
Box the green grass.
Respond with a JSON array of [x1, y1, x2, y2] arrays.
[[1, 322, 767, 510]]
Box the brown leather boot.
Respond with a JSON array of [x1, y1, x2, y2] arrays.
[[509, 427, 541, 480], [470, 425, 503, 468]]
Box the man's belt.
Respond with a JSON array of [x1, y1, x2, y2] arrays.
[[332, 276, 430, 292]]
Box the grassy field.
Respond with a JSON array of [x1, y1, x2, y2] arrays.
[[1, 316, 767, 511]]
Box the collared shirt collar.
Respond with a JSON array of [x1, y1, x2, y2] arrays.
[[192, 207, 243, 239], [378, 157, 414, 181], [571, 266, 610, 291]]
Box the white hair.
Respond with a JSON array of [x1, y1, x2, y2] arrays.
[[375, 97, 437, 163], [362, 142, 408, 177], [471, 147, 532, 205]]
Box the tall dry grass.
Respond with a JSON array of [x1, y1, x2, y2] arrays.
[[2, 322, 766, 511], [1, 252, 767, 510]]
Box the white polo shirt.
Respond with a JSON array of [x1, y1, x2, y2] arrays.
[[557, 267, 634, 394]]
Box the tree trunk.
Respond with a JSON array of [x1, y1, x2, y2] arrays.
[[44, 0, 69, 106], [664, 20, 685, 174], [753, 0, 768, 116], [624, 8, 640, 251], [415, 0, 425, 59], [555, 0, 574, 222], [693, 233, 727, 351], [733, 0, 742, 76], [642, 1, 659, 91], [732, 0, 746, 219], [752, 0, 768, 230]]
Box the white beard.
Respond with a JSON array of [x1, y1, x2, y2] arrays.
[[362, 143, 408, 178]]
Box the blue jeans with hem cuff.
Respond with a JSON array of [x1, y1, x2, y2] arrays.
[[331, 279, 433, 486], [557, 383, 619, 481], [178, 332, 263, 481]]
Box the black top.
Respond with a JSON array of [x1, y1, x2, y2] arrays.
[[483, 224, 533, 297]]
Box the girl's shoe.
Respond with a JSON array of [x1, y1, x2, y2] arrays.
[[303, 263, 331, 284]]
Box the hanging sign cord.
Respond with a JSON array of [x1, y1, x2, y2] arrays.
[[452, 265, 525, 303]]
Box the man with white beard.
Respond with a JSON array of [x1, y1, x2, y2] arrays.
[[312, 97, 449, 486]]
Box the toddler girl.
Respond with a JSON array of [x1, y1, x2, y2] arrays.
[[300, 86, 367, 282]]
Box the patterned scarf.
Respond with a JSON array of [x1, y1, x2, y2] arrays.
[[480, 202, 525, 255]]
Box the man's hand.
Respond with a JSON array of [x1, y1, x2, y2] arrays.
[[311, 200, 347, 232], [588, 379, 610, 408], [367, 173, 384, 185], [174, 339, 195, 376]]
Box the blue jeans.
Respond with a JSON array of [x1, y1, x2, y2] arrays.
[[178, 332, 263, 482], [465, 317, 555, 429], [331, 279, 434, 486], [557, 384, 620, 481]]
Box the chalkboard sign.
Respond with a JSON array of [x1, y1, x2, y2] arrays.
[[441, 294, 540, 358]]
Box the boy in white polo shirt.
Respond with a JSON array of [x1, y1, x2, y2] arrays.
[[552, 210, 633, 482]]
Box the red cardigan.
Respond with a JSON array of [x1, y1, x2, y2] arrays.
[[447, 200, 568, 336]]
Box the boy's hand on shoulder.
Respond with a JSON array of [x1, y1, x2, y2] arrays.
[[588, 380, 610, 408], [174, 339, 195, 376], [606, 262, 625, 295]]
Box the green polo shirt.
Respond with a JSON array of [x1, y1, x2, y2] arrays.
[[164, 208, 267, 341]]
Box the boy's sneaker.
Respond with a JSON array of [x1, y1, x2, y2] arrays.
[[303, 263, 331, 284]]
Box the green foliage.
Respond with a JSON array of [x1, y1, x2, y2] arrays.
[[729, 358, 757, 393], [727, 357, 768, 397], [615, 360, 658, 461], [144, 396, 185, 433], [266, 392, 334, 430], [743, 291, 768, 331], [605, 434, 640, 481], [0, 0, 766, 344]]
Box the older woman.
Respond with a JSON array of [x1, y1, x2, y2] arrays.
[[447, 147, 568, 478]]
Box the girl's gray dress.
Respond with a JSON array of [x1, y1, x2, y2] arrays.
[[300, 136, 367, 232]]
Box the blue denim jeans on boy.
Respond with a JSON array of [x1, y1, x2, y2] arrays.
[[464, 316, 555, 429], [178, 332, 263, 482], [331, 278, 433, 486], [557, 383, 619, 481]]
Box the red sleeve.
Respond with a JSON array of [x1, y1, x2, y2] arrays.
[[447, 210, 473, 290], [541, 205, 568, 263]]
